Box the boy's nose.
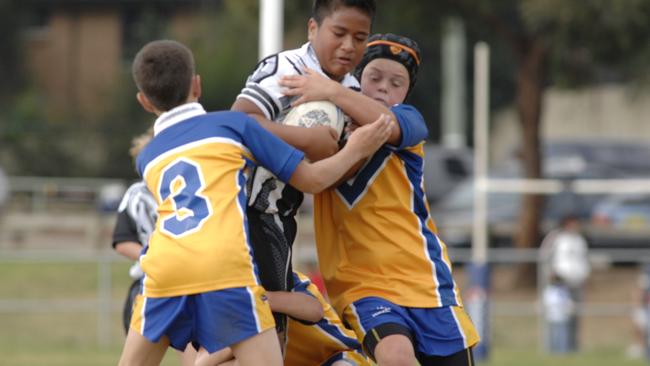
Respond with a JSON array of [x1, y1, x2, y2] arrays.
[[340, 36, 354, 51]]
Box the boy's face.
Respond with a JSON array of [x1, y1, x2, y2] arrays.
[[360, 58, 410, 107], [308, 7, 371, 81]]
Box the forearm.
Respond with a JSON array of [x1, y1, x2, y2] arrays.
[[330, 86, 392, 124], [232, 98, 337, 160], [266, 291, 323, 323], [289, 144, 364, 193], [114, 241, 142, 261], [329, 87, 401, 145], [250, 113, 309, 151]]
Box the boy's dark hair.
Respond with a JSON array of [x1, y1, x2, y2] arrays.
[[312, 0, 376, 24], [132, 40, 195, 111]]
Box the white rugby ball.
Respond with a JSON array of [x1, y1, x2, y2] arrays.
[[282, 100, 345, 139]]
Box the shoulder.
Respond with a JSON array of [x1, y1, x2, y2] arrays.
[[118, 181, 150, 212], [248, 46, 307, 84], [391, 104, 424, 121]]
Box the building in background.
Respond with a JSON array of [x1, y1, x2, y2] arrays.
[[22, 0, 211, 121]]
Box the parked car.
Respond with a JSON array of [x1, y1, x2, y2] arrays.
[[588, 194, 650, 248], [422, 143, 473, 204], [430, 176, 601, 247], [429, 139, 650, 248]]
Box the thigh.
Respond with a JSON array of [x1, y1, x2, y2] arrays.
[[230, 328, 284, 366], [194, 346, 234, 366], [418, 347, 475, 366], [118, 328, 169, 366]]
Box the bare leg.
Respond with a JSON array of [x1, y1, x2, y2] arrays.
[[118, 329, 169, 366], [178, 343, 198, 366], [229, 328, 283, 366], [374, 334, 417, 366], [194, 346, 235, 366]]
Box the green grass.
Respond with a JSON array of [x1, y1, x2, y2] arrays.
[[0, 261, 644, 365], [483, 348, 646, 366]]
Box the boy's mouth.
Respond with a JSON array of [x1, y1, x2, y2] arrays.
[[336, 57, 352, 66]]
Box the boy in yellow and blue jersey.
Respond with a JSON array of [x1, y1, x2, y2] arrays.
[[285, 271, 370, 366], [281, 34, 479, 366], [117, 39, 392, 366]]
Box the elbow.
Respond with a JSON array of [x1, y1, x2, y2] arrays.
[[302, 170, 328, 194], [303, 302, 325, 323], [305, 179, 327, 194]]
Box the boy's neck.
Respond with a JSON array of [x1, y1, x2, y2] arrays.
[[324, 70, 344, 82], [157, 100, 200, 116]]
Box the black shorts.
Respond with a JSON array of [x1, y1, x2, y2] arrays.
[[122, 279, 142, 334], [247, 208, 298, 332]]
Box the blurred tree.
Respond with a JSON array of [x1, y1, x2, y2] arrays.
[[442, 0, 650, 285], [191, 0, 259, 112], [0, 0, 25, 99]]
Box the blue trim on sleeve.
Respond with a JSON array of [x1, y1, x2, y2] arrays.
[[391, 104, 428, 150], [239, 117, 305, 183]]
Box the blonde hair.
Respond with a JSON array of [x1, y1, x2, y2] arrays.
[[129, 128, 154, 159]]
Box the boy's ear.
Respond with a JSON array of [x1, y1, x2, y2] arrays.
[[307, 18, 318, 43], [136, 92, 158, 114], [191, 74, 202, 100]]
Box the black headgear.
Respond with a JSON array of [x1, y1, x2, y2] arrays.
[[354, 33, 422, 96]]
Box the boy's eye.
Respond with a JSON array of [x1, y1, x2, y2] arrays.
[[333, 31, 345, 38], [355, 35, 368, 42]]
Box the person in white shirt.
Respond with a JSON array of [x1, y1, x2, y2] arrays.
[[540, 214, 590, 352]]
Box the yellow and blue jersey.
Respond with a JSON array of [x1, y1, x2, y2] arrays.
[[135, 103, 304, 298], [285, 272, 370, 366], [314, 104, 464, 314]]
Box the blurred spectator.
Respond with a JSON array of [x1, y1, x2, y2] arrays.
[[97, 182, 127, 213], [542, 275, 575, 354], [626, 264, 650, 359], [540, 214, 591, 352]]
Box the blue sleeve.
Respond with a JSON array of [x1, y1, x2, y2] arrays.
[[290, 272, 317, 298], [391, 104, 428, 149], [239, 113, 305, 182]]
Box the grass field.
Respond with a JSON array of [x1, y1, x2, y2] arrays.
[[0, 258, 645, 365]]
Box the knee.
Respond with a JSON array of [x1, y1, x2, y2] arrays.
[[373, 335, 417, 366]]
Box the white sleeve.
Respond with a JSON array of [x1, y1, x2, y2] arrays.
[[237, 54, 298, 121]]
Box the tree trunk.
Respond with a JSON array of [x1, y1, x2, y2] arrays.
[[513, 38, 546, 287]]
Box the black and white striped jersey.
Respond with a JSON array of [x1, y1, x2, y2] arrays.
[[112, 181, 157, 247], [237, 42, 360, 216]]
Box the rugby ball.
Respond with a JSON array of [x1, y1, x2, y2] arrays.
[[282, 101, 345, 139]]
